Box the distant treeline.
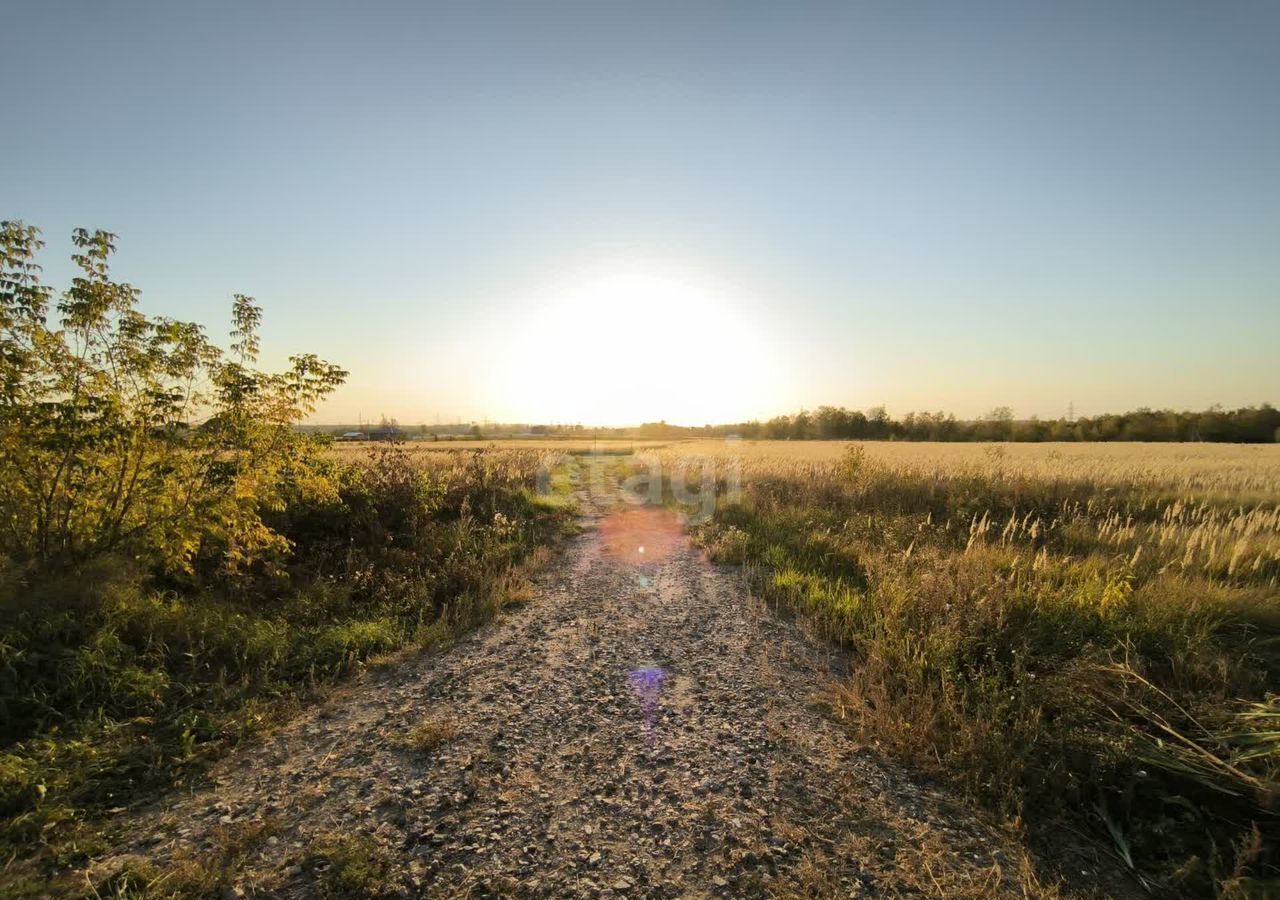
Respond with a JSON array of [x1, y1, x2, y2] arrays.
[[631, 404, 1280, 443], [306, 404, 1280, 444]]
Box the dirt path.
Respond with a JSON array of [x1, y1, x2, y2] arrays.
[[93, 467, 1036, 898]]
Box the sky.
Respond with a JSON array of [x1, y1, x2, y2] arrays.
[[3, 0, 1278, 426]]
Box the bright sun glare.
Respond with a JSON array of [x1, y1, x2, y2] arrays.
[[490, 266, 783, 426]]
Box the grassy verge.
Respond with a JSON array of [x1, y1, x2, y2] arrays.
[[0, 446, 576, 896], [665, 447, 1279, 896]]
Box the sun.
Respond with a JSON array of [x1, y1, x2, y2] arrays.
[[488, 263, 783, 426]]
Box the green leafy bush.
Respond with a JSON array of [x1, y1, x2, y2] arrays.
[[0, 226, 571, 894], [0, 221, 347, 577]]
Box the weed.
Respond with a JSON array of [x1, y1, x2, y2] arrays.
[[302, 834, 394, 899], [404, 713, 460, 753]]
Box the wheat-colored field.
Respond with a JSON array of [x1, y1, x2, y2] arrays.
[[662, 438, 1280, 496], [331, 437, 1280, 496], [656, 439, 1280, 583], [328, 438, 666, 459]]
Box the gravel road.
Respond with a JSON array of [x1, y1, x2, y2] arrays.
[[92, 468, 1033, 898]]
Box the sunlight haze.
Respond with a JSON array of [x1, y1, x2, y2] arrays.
[[5, 4, 1280, 895], [482, 264, 788, 425], [4, 0, 1278, 425]]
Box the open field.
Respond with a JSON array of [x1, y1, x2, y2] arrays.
[[8, 414, 1278, 895], [667, 439, 1280, 497], [1, 225, 1275, 896], [13, 1, 1280, 894], [328, 438, 668, 457], [334, 438, 1280, 496], [655, 440, 1280, 894]]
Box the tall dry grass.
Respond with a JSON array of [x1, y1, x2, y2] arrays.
[[659, 440, 1280, 896]]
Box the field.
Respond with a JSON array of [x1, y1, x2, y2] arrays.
[[328, 438, 668, 458], [4, 428, 1278, 895], [339, 437, 1280, 496], [670, 438, 1280, 494], [650, 440, 1280, 894]]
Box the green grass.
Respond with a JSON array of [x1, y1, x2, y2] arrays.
[[680, 449, 1279, 896], [302, 834, 395, 898], [527, 455, 580, 509]]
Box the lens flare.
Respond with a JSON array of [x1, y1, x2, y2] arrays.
[[598, 507, 682, 568], [627, 666, 666, 749]]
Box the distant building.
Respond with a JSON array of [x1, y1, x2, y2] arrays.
[[368, 427, 403, 442], [338, 431, 367, 441]]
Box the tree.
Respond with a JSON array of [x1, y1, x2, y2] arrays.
[[0, 222, 347, 575], [866, 406, 890, 439], [815, 405, 851, 439], [979, 406, 1014, 441], [791, 409, 813, 440]]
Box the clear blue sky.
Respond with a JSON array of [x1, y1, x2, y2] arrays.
[[4, 1, 1278, 425]]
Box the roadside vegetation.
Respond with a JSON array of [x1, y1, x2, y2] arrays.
[[0, 223, 573, 895], [666, 443, 1280, 896]]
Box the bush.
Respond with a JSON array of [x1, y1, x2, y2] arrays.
[[0, 221, 347, 578], [0, 226, 573, 893]]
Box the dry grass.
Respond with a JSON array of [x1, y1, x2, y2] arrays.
[[404, 713, 460, 753], [654, 440, 1280, 896], [300, 832, 395, 898], [662, 440, 1280, 583], [84, 818, 279, 899], [672, 438, 1280, 498], [760, 823, 1066, 899], [328, 438, 666, 461]]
